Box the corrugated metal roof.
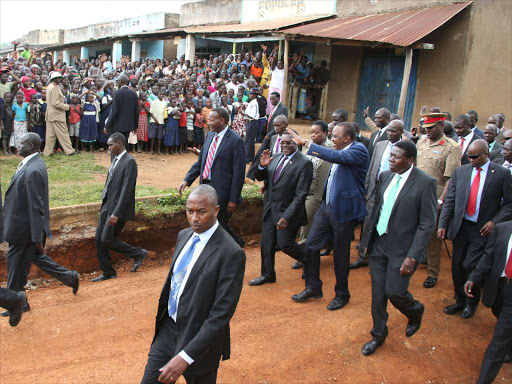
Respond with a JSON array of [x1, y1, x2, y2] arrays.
[[281, 2, 472, 47], [184, 15, 333, 34]]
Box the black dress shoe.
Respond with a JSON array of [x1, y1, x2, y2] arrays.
[[69, 151, 79, 156], [291, 288, 323, 302], [349, 258, 369, 270], [461, 304, 477, 319], [91, 274, 117, 282], [406, 304, 425, 337], [320, 248, 332, 256], [292, 261, 304, 269], [248, 276, 276, 286], [9, 292, 27, 327], [444, 303, 465, 315], [131, 249, 148, 272], [327, 296, 349, 311], [2, 302, 30, 317], [71, 271, 80, 295], [504, 353, 512, 363], [362, 338, 384, 356], [423, 276, 437, 288]]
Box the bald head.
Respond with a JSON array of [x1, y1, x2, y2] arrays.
[[488, 114, 500, 126], [503, 137, 512, 162], [273, 115, 288, 135], [389, 119, 404, 131], [375, 108, 391, 128], [387, 119, 404, 143], [274, 115, 288, 125], [503, 129, 512, 141], [468, 138, 489, 154]]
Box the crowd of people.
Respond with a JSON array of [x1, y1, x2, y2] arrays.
[[0, 44, 329, 158], [1, 44, 512, 384]]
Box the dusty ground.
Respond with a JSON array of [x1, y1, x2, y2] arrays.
[[2, 121, 511, 383]]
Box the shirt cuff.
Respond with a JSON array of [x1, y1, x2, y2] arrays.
[[258, 165, 266, 170], [179, 350, 194, 365]]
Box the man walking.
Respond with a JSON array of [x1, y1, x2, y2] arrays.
[[3, 133, 79, 316], [43, 72, 78, 157], [360, 141, 437, 356], [92, 133, 147, 282], [242, 88, 260, 163], [141, 186, 245, 384], [105, 74, 138, 143]]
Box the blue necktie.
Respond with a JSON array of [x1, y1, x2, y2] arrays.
[[168, 235, 201, 318], [325, 164, 337, 205], [376, 175, 402, 236]]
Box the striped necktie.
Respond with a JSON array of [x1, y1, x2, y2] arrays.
[[202, 134, 219, 180]]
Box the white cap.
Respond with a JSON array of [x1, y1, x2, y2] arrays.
[[49, 71, 63, 81]]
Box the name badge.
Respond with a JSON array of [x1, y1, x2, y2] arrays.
[[432, 150, 442, 155]]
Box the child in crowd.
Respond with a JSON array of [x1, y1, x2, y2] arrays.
[[193, 89, 207, 108], [193, 106, 205, 149], [137, 92, 150, 153], [164, 99, 181, 155], [79, 92, 99, 152], [201, 98, 213, 137], [177, 101, 188, 154], [11, 91, 29, 152], [149, 90, 166, 155], [0, 92, 14, 155], [68, 93, 82, 151], [28, 93, 45, 149], [232, 96, 247, 138], [185, 99, 195, 149], [220, 95, 233, 126]]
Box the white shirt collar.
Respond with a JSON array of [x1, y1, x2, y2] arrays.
[[116, 150, 127, 161], [461, 130, 474, 141], [473, 159, 490, 173], [194, 220, 219, 240], [397, 165, 414, 180], [215, 126, 228, 140], [21, 152, 39, 167]]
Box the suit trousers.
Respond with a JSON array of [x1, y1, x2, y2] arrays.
[[426, 208, 442, 278], [358, 192, 376, 261], [43, 120, 75, 156], [369, 234, 423, 341], [452, 220, 489, 305], [141, 314, 218, 384], [96, 208, 144, 276], [217, 206, 245, 247], [299, 197, 321, 243], [244, 120, 259, 162], [477, 280, 512, 384], [6, 242, 75, 292], [0, 287, 20, 310], [304, 203, 357, 298], [260, 212, 305, 278]]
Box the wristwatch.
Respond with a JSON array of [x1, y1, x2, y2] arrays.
[[437, 199, 443, 205]]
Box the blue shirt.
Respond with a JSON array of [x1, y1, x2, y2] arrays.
[[12, 102, 29, 121], [464, 160, 490, 222]]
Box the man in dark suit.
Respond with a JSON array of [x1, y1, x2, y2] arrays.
[[360, 141, 437, 356], [465, 221, 512, 383], [180, 108, 246, 248], [2, 133, 79, 315], [484, 124, 505, 164], [289, 123, 369, 310], [368, 108, 391, 157], [248, 134, 313, 286], [353, 122, 370, 149], [246, 93, 288, 181], [141, 185, 245, 384], [439, 139, 512, 319], [456, 114, 483, 165], [105, 74, 138, 143], [92, 132, 147, 282], [468, 109, 484, 137], [0, 185, 27, 327]]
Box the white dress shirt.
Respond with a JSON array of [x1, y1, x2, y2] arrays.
[[502, 160, 512, 174], [172, 220, 219, 364], [245, 99, 259, 120], [464, 160, 490, 222], [18, 152, 39, 173], [373, 126, 388, 145], [501, 234, 512, 277], [325, 142, 353, 205], [382, 165, 413, 203], [110, 150, 127, 173], [458, 131, 474, 154]]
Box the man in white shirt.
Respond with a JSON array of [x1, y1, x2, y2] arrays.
[[455, 114, 478, 165], [242, 88, 260, 163], [502, 138, 512, 173], [141, 185, 245, 384]]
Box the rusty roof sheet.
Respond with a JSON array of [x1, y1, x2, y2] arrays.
[[281, 2, 472, 47], [184, 15, 333, 34]]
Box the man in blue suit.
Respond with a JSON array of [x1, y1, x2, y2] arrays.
[[179, 108, 247, 248], [289, 123, 369, 310]]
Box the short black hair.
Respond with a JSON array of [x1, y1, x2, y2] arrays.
[[443, 112, 452, 121], [212, 107, 230, 124], [394, 140, 417, 160], [109, 132, 126, 147], [270, 91, 281, 99], [337, 122, 356, 140], [467, 110, 478, 119], [334, 108, 348, 122], [456, 114, 471, 125], [312, 120, 329, 133], [352, 122, 361, 134]]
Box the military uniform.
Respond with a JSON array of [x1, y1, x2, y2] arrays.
[[416, 132, 461, 279]]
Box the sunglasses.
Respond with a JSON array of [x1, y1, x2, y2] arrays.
[[504, 137, 511, 141], [467, 152, 487, 160]]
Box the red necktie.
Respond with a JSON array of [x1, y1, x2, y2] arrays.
[[460, 137, 465, 151], [505, 247, 512, 278], [466, 167, 481, 217], [202, 135, 219, 180]]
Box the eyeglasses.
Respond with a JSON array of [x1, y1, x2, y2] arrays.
[[504, 137, 511, 141], [280, 141, 293, 146], [467, 152, 487, 160]]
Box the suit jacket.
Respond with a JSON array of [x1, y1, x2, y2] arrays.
[[308, 141, 369, 223], [439, 162, 512, 240], [355, 135, 370, 149], [45, 82, 69, 123], [364, 168, 438, 267], [185, 128, 246, 208], [267, 103, 288, 132], [255, 151, 313, 225], [368, 129, 388, 158], [302, 145, 332, 202], [105, 87, 138, 133], [365, 140, 389, 200], [3, 154, 51, 244], [473, 127, 484, 137], [153, 226, 245, 375], [461, 133, 481, 165], [489, 142, 505, 165], [469, 221, 512, 308], [101, 153, 137, 221]]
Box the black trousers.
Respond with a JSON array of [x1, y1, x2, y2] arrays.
[[0, 287, 20, 310], [96, 208, 144, 276], [260, 212, 305, 278], [244, 120, 259, 162], [217, 206, 245, 247], [477, 280, 512, 384], [452, 220, 489, 306], [6, 241, 75, 292], [369, 234, 423, 341], [304, 203, 357, 299], [141, 315, 218, 384]]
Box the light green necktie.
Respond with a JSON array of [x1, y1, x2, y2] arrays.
[[376, 174, 402, 236]]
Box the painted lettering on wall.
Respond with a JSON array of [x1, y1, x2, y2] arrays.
[[241, 0, 336, 23]]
